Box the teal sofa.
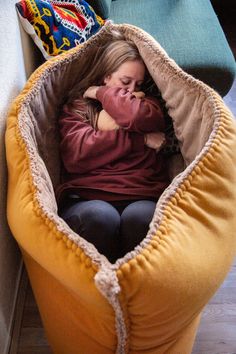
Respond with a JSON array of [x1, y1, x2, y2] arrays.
[[89, 0, 235, 97]]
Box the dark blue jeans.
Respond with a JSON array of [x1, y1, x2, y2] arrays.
[[60, 199, 156, 262]]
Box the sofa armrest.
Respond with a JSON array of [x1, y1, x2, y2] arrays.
[[88, 0, 111, 19]]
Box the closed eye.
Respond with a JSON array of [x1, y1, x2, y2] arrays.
[[121, 79, 130, 86]]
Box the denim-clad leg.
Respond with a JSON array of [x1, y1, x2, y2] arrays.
[[120, 200, 156, 255], [60, 200, 120, 262]]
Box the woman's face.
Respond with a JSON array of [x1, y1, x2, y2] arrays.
[[104, 59, 145, 93]]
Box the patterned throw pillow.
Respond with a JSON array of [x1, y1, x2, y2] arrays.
[[16, 0, 105, 59]]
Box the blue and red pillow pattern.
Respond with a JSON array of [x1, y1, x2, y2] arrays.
[[16, 0, 105, 59]]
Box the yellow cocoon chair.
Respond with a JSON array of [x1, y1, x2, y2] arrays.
[[5, 23, 236, 353]]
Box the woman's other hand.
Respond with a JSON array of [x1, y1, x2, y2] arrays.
[[97, 110, 119, 131], [83, 86, 100, 99], [145, 132, 166, 152], [132, 91, 145, 99]]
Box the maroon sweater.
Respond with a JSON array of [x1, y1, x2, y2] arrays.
[[56, 87, 169, 203]]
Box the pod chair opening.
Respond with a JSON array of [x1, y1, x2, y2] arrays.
[[6, 23, 236, 354]]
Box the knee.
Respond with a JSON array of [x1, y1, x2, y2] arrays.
[[64, 200, 120, 234], [120, 201, 156, 254], [121, 200, 156, 228], [88, 201, 120, 230], [61, 200, 121, 262]]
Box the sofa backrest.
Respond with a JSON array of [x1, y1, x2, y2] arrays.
[[88, 0, 112, 19]]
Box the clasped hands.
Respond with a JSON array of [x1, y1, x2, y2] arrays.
[[83, 86, 166, 152]]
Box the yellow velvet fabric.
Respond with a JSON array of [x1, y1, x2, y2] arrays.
[[23, 251, 116, 354], [5, 24, 236, 353]]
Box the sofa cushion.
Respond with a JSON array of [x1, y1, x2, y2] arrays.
[[109, 0, 236, 96]]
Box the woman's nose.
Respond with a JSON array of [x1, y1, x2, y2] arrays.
[[127, 82, 136, 93]]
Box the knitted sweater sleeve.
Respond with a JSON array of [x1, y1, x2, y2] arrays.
[[59, 106, 144, 174], [96, 86, 165, 133]]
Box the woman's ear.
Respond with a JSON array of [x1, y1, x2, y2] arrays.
[[103, 75, 111, 85]]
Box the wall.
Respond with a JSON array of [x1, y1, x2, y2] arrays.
[[0, 2, 42, 353]]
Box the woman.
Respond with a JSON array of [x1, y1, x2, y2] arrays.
[[56, 35, 169, 262]]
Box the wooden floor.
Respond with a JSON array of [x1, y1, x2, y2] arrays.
[[192, 261, 236, 354], [9, 268, 52, 354]]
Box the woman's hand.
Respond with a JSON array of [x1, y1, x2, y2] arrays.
[[145, 132, 166, 152], [97, 110, 119, 131], [83, 86, 100, 99], [132, 91, 145, 99]]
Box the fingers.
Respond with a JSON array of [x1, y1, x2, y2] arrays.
[[145, 132, 166, 151], [133, 91, 145, 98], [83, 86, 99, 99]]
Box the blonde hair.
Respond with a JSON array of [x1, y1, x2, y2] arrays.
[[65, 33, 146, 127]]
